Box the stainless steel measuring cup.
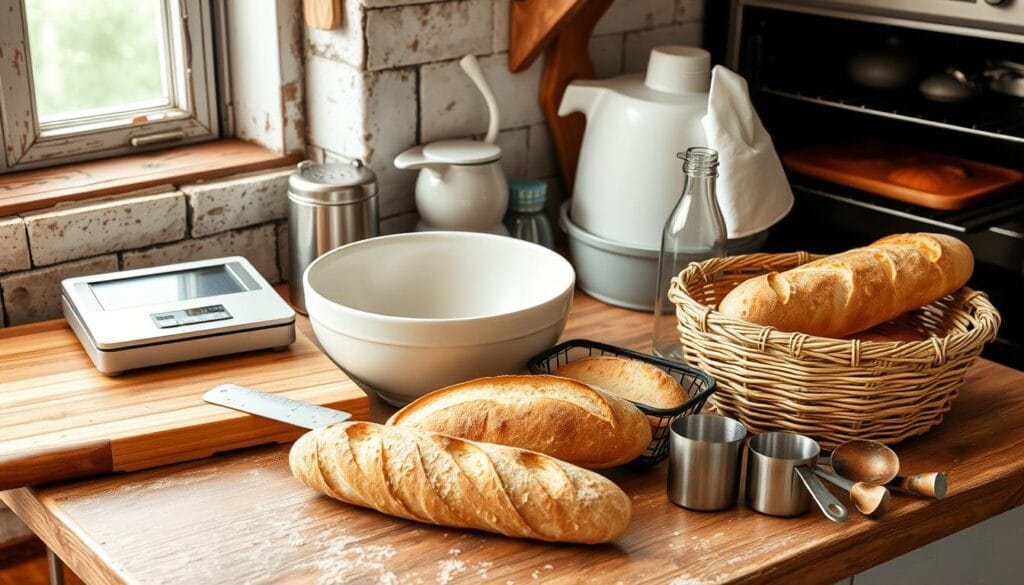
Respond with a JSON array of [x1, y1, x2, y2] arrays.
[[668, 414, 747, 511], [746, 432, 848, 522]]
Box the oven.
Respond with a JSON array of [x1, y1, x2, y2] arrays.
[[727, 0, 1024, 369]]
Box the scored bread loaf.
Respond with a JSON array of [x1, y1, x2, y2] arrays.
[[386, 375, 651, 469], [555, 356, 687, 409], [717, 233, 974, 338], [289, 422, 632, 544]]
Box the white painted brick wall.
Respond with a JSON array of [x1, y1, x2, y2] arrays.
[[527, 124, 557, 179], [0, 217, 30, 273], [306, 0, 366, 67], [365, 0, 492, 70], [22, 191, 186, 267], [594, 0, 675, 36], [494, 127, 528, 178], [419, 53, 544, 142], [306, 56, 418, 216], [677, 0, 705, 22], [122, 224, 280, 283], [1, 255, 119, 325], [276, 221, 290, 282], [492, 0, 509, 52], [589, 34, 625, 78], [183, 169, 292, 237]]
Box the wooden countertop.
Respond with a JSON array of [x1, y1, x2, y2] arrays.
[[3, 292, 1024, 585]]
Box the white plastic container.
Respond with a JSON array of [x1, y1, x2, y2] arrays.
[[561, 201, 769, 312], [560, 46, 711, 250], [560, 201, 660, 311]]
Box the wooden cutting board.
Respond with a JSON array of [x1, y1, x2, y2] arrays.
[[0, 320, 368, 491], [783, 140, 1024, 210]]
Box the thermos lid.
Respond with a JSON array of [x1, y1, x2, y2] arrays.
[[288, 160, 378, 205], [645, 46, 711, 94]]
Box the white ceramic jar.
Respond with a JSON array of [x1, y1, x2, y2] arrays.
[[560, 46, 711, 249], [395, 139, 509, 234]]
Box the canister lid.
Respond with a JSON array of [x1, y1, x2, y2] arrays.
[[508, 179, 547, 212], [422, 139, 501, 165], [288, 160, 378, 204]]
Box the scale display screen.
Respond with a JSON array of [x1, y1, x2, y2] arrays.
[[89, 265, 247, 311]]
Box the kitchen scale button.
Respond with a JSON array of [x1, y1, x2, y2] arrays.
[[152, 313, 180, 328]]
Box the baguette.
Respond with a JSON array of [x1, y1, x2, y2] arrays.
[[386, 375, 651, 469], [555, 356, 687, 409], [717, 233, 974, 338], [289, 422, 632, 544]]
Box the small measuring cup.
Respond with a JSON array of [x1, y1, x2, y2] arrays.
[[668, 414, 747, 511], [746, 432, 848, 522]]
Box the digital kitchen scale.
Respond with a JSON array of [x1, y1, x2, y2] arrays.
[[62, 256, 296, 374]]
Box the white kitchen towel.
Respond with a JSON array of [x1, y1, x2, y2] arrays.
[[702, 65, 794, 239]]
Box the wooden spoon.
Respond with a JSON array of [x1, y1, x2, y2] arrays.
[[830, 439, 947, 499], [814, 467, 890, 516], [891, 471, 948, 500], [831, 439, 901, 485]]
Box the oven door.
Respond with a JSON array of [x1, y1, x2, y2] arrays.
[[728, 0, 1024, 368]]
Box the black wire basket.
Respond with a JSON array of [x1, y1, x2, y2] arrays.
[[527, 339, 717, 467]]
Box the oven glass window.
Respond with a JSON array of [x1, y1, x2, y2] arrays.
[[89, 266, 247, 311]]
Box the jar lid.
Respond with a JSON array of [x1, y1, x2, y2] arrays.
[[422, 139, 501, 165], [288, 160, 378, 204], [508, 179, 547, 212]]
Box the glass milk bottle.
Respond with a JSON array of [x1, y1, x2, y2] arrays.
[[652, 147, 727, 361]]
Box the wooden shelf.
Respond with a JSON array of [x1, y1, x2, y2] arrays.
[[0, 140, 302, 217]]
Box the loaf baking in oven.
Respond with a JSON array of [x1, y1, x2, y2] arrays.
[[387, 375, 651, 468], [717, 233, 974, 338], [289, 422, 632, 544]]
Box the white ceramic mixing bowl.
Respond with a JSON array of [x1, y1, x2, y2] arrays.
[[304, 231, 575, 405]]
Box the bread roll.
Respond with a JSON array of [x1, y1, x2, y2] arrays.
[[555, 356, 687, 409], [289, 422, 632, 544], [718, 233, 974, 338], [386, 375, 651, 468]]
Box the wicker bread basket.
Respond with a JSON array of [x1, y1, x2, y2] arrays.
[[668, 251, 1001, 448]]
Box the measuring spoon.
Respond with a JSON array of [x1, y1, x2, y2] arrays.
[[814, 467, 890, 516], [828, 439, 948, 500]]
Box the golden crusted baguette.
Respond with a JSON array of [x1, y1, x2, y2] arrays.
[[289, 422, 632, 544], [717, 233, 974, 338], [555, 356, 687, 409], [386, 375, 651, 468]]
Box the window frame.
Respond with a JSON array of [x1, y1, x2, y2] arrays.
[[0, 0, 219, 173]]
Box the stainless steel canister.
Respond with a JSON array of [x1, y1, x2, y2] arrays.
[[667, 414, 747, 511], [288, 160, 379, 313]]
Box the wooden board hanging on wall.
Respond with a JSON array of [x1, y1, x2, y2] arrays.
[[304, 0, 342, 30]]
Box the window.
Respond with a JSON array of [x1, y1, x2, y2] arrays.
[[0, 0, 219, 173]]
